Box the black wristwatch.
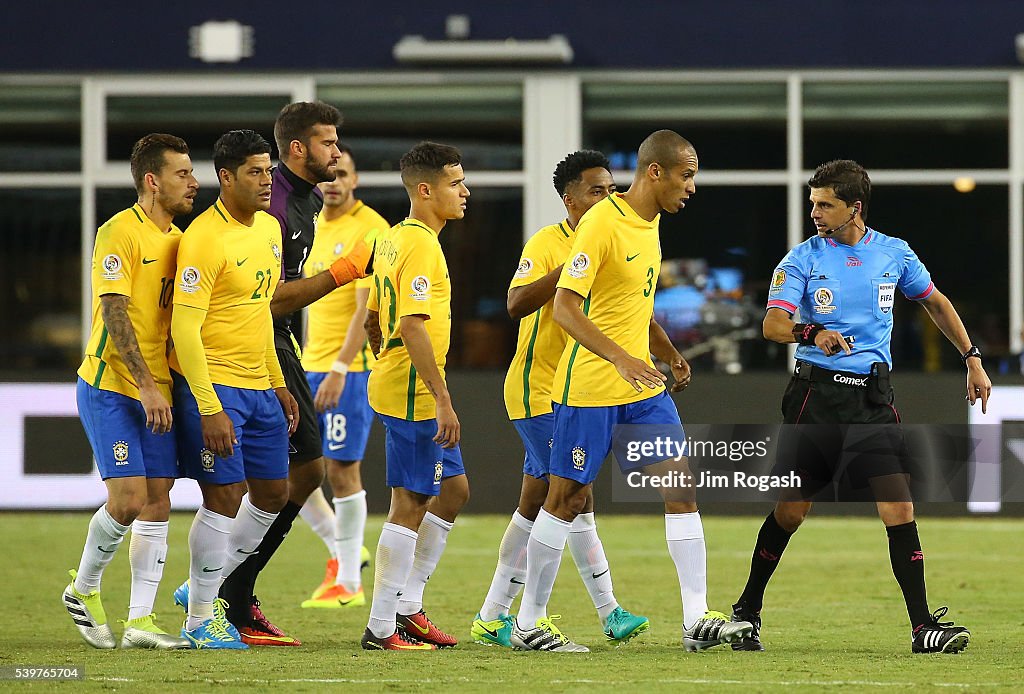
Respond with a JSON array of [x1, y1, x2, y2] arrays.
[[961, 345, 982, 364]]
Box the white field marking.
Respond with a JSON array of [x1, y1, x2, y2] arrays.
[[90, 677, 1002, 688]]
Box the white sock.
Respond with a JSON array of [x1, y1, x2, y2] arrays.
[[127, 520, 169, 620], [397, 512, 453, 616], [480, 510, 533, 621], [299, 490, 337, 558], [367, 523, 418, 638], [221, 495, 278, 582], [517, 509, 571, 630], [187, 506, 232, 630], [74, 506, 130, 594], [333, 490, 368, 591], [568, 512, 618, 622], [665, 512, 709, 630]]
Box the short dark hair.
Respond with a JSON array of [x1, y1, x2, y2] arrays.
[[129, 133, 189, 194], [399, 141, 462, 187], [808, 159, 871, 220], [213, 129, 272, 178], [274, 101, 342, 161], [338, 141, 355, 167], [552, 150, 611, 196], [636, 129, 694, 170]]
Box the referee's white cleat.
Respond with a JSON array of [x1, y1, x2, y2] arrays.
[[62, 569, 116, 649], [510, 615, 589, 652], [683, 610, 753, 652]]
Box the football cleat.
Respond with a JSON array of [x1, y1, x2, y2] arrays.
[[301, 583, 365, 609], [911, 606, 970, 654], [603, 606, 650, 646], [181, 616, 248, 650], [361, 627, 435, 651], [471, 612, 515, 647], [684, 610, 753, 651], [308, 558, 338, 602], [172, 582, 241, 640], [730, 603, 764, 651], [239, 597, 301, 646], [397, 610, 458, 648], [120, 613, 190, 649], [510, 615, 589, 652], [62, 570, 116, 649]]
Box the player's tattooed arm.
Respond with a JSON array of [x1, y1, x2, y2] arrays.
[[365, 309, 383, 356], [100, 293, 172, 433]]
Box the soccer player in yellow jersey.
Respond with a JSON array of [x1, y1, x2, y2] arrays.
[[65, 134, 196, 651], [359, 142, 470, 651], [512, 130, 753, 652], [299, 144, 387, 609], [170, 130, 300, 650], [473, 151, 647, 649]]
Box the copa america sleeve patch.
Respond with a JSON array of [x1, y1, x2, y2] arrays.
[[514, 257, 534, 279], [179, 266, 201, 294], [101, 254, 124, 281], [566, 252, 590, 279], [410, 275, 431, 301]]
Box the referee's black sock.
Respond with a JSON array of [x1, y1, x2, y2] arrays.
[[735, 511, 794, 613], [886, 520, 931, 629], [220, 501, 303, 625]]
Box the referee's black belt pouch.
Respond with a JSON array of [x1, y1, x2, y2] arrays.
[[868, 362, 893, 405]]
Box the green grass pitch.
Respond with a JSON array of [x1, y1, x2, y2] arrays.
[[4, 512, 1021, 692]]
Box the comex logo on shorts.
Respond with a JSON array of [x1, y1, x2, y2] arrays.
[[833, 373, 867, 387], [201, 448, 216, 472], [572, 446, 586, 471]]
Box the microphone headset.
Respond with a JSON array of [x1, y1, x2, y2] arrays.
[[821, 202, 860, 235]]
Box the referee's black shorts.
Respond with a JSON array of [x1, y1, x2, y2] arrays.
[[772, 362, 911, 501], [277, 346, 322, 464]]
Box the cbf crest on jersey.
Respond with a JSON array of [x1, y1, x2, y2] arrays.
[[813, 287, 837, 315], [270, 240, 282, 263]]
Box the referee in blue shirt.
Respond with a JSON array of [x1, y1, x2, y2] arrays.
[[729, 160, 992, 654]]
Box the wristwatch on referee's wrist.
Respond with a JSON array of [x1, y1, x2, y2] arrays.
[[961, 345, 982, 365]]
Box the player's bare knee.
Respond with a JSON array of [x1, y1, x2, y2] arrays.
[[432, 474, 469, 521], [288, 457, 326, 500], [878, 501, 915, 526], [327, 459, 362, 497], [774, 501, 810, 531], [250, 481, 288, 513]]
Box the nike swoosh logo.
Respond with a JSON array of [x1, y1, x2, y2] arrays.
[[142, 257, 158, 264], [407, 620, 430, 636], [202, 566, 222, 573], [327, 442, 346, 450], [396, 591, 403, 597], [592, 569, 609, 579], [97, 545, 117, 554], [157, 559, 166, 564], [236, 548, 260, 555], [236, 258, 248, 266], [480, 625, 499, 637], [626, 254, 640, 262], [509, 577, 524, 585], [291, 230, 302, 240]]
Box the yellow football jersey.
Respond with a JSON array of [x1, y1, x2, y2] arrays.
[[78, 205, 182, 400], [503, 220, 576, 420], [552, 194, 663, 407], [367, 219, 451, 421], [301, 201, 387, 373], [174, 200, 282, 391]]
